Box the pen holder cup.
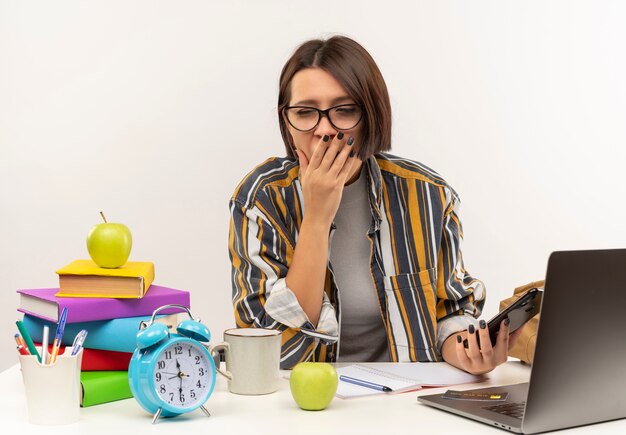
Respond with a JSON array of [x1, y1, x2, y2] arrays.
[[19, 347, 83, 425]]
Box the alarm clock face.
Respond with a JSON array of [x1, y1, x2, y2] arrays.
[[153, 340, 214, 409]]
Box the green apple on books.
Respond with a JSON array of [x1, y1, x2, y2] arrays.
[[87, 211, 132, 269]]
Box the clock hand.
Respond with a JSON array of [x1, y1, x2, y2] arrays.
[[179, 374, 183, 401]]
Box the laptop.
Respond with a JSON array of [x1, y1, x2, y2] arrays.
[[419, 249, 626, 434]]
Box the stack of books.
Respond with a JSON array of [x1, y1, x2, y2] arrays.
[[16, 259, 191, 407]]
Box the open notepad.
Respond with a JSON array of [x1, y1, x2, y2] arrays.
[[336, 363, 483, 399]]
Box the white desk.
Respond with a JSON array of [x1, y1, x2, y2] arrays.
[[1, 361, 624, 434]]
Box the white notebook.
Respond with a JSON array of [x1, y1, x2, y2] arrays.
[[336, 363, 482, 399]]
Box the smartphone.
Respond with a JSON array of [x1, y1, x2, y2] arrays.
[[464, 287, 543, 348]]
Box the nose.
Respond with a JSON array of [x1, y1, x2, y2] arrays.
[[314, 113, 337, 139]]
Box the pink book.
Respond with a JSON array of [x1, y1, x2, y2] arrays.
[[17, 285, 190, 323]]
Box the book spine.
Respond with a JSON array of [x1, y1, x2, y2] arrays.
[[80, 371, 133, 407], [63, 291, 189, 322], [22, 314, 174, 353], [81, 348, 132, 371], [19, 287, 190, 323]]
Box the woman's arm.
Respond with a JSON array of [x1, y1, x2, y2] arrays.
[[229, 134, 359, 367], [287, 134, 359, 325], [432, 189, 507, 373]]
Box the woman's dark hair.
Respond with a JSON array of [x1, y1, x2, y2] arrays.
[[278, 36, 392, 160]]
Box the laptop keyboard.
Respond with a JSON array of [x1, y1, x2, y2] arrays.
[[482, 401, 526, 420]]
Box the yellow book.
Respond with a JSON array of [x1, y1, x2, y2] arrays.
[[56, 260, 155, 298]]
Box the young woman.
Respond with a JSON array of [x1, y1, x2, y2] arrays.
[[228, 36, 515, 374]]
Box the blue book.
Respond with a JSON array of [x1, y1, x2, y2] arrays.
[[21, 313, 179, 353]]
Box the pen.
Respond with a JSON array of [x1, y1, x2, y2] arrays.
[[16, 320, 41, 363], [41, 325, 49, 365], [71, 329, 88, 356], [16, 345, 30, 356], [50, 307, 69, 364], [14, 333, 27, 350], [339, 375, 393, 392]]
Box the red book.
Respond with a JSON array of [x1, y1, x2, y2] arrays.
[[35, 343, 132, 371]]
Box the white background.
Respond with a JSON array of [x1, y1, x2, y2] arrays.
[[1, 0, 625, 372]]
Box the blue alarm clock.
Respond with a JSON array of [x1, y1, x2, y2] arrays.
[[129, 304, 217, 423]]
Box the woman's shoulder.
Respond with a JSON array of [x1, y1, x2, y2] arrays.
[[374, 153, 451, 188], [230, 156, 299, 207]]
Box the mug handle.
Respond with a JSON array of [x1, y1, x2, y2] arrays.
[[207, 342, 233, 381]]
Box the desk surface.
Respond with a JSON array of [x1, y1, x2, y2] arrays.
[[2, 361, 624, 434]]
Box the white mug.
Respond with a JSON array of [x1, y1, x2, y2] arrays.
[[210, 328, 282, 395]]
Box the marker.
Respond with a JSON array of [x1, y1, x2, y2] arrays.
[[339, 375, 393, 392], [16, 345, 30, 356], [49, 307, 69, 364], [16, 321, 41, 363], [41, 326, 49, 365]]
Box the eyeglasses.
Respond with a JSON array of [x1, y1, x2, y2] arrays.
[[283, 104, 363, 132]]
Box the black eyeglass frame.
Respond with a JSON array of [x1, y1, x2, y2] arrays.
[[282, 103, 364, 132]]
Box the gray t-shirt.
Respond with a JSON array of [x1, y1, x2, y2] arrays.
[[330, 168, 391, 362]]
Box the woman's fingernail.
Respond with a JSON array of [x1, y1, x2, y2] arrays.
[[504, 318, 510, 326], [337, 132, 344, 140], [347, 136, 354, 146], [479, 320, 486, 329], [349, 151, 355, 158], [323, 135, 330, 142], [456, 335, 462, 344], [468, 324, 475, 334]]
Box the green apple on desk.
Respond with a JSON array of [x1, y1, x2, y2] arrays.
[[86, 211, 132, 268], [290, 362, 338, 411]]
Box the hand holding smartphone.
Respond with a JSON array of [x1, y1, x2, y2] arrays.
[[464, 288, 543, 349]]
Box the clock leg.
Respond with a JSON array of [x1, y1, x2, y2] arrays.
[[200, 405, 211, 418], [152, 408, 162, 424]]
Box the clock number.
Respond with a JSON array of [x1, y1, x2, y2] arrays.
[[160, 385, 166, 394], [180, 393, 185, 403], [175, 346, 183, 355], [157, 361, 165, 370], [155, 372, 162, 382], [190, 390, 196, 399], [198, 368, 205, 376], [188, 348, 192, 357], [170, 392, 174, 401], [196, 380, 202, 388], [195, 355, 201, 364], [165, 351, 172, 360]]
